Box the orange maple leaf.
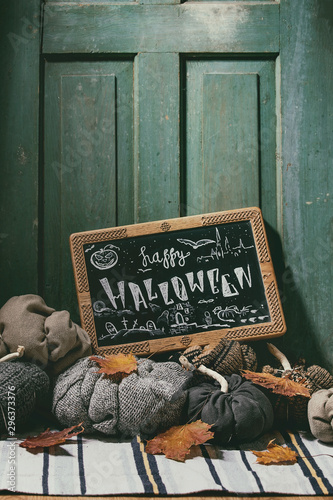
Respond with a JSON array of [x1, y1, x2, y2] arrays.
[[252, 439, 298, 465], [242, 370, 311, 398], [145, 420, 214, 462], [90, 353, 138, 381], [19, 423, 84, 450]]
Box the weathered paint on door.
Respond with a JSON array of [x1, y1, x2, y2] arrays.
[[0, 0, 332, 371], [41, 1, 280, 324]]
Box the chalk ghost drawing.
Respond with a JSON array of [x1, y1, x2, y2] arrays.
[[90, 244, 120, 270]]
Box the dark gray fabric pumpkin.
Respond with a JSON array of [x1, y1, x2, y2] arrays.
[[186, 374, 274, 444]]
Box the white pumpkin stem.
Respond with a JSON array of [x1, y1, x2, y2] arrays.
[[0, 345, 25, 363], [180, 355, 228, 393], [267, 343, 292, 371]]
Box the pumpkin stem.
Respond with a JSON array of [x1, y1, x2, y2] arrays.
[[0, 345, 25, 363], [180, 355, 228, 393], [267, 343, 292, 371]]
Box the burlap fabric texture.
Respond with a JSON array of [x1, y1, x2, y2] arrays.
[[52, 356, 191, 438], [0, 361, 49, 434], [308, 387, 333, 443], [0, 295, 92, 375]]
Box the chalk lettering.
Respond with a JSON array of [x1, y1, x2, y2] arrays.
[[139, 246, 190, 270], [234, 265, 252, 289], [185, 271, 204, 293], [221, 274, 239, 297], [99, 265, 253, 311], [207, 268, 220, 294], [171, 276, 189, 301], [128, 282, 148, 311], [143, 278, 158, 301], [158, 282, 174, 306], [100, 278, 125, 309]]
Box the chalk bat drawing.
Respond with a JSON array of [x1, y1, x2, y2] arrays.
[[90, 244, 120, 270], [85, 244, 95, 253], [177, 237, 215, 249], [198, 298, 214, 304], [138, 268, 152, 273]]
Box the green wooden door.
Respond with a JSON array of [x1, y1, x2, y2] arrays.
[[42, 1, 280, 323], [1, 0, 332, 371]]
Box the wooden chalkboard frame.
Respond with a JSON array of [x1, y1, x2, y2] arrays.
[[70, 207, 286, 356]]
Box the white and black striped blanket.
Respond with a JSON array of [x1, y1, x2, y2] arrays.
[[1, 429, 333, 495]]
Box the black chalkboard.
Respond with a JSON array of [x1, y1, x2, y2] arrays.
[[70, 208, 286, 356]]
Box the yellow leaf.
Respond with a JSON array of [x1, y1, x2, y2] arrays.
[[90, 353, 137, 381], [252, 439, 298, 465], [242, 370, 311, 398], [146, 420, 214, 462]]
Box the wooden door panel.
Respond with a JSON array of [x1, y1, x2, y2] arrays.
[[134, 53, 180, 223], [44, 60, 134, 312], [185, 59, 278, 230], [43, 3, 279, 54]]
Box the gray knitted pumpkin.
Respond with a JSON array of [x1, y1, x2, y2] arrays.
[[52, 356, 191, 438], [0, 361, 50, 434]]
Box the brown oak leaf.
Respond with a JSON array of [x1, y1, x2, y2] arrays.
[[242, 370, 311, 398], [145, 419, 214, 462], [90, 353, 137, 381], [252, 439, 298, 465], [19, 423, 84, 450]]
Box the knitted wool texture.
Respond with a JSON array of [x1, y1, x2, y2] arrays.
[[183, 339, 257, 375], [262, 363, 333, 430], [53, 357, 191, 438], [308, 387, 333, 443], [0, 295, 92, 375], [0, 361, 49, 434]]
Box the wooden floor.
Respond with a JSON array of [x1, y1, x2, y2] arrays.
[[1, 496, 333, 499]]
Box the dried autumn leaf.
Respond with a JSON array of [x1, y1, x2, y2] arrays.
[[252, 439, 298, 465], [19, 423, 84, 450], [90, 353, 137, 381], [145, 419, 214, 462], [242, 370, 311, 398]]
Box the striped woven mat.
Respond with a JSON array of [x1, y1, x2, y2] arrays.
[[1, 429, 333, 495]]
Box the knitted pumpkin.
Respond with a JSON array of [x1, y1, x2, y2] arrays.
[[262, 344, 333, 430], [183, 339, 258, 375], [0, 361, 50, 434], [52, 356, 191, 438], [186, 374, 274, 444]]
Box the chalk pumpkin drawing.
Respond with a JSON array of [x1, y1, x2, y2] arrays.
[[90, 244, 119, 270]]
